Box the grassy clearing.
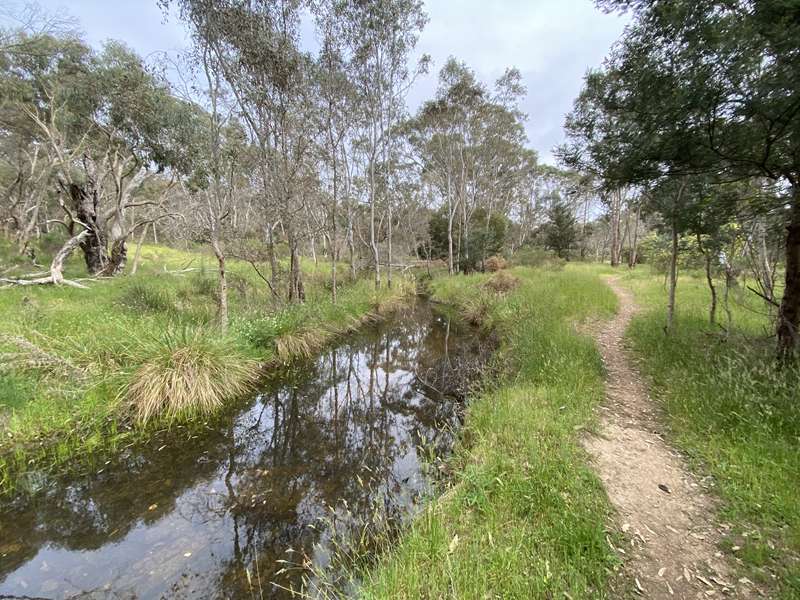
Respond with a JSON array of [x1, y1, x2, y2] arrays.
[[360, 265, 620, 598], [0, 240, 412, 495], [608, 265, 800, 596]]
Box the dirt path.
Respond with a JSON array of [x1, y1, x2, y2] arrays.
[[584, 277, 756, 599]]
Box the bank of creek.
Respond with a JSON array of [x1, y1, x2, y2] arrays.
[[0, 299, 491, 599]]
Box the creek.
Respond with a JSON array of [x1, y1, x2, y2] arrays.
[[0, 299, 491, 599]]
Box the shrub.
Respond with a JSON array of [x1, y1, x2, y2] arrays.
[[483, 270, 521, 295], [484, 255, 508, 272], [124, 327, 257, 423]]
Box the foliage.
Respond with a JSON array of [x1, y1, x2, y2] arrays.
[[543, 200, 578, 260]]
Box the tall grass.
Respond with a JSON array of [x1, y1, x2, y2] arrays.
[[619, 267, 800, 597], [124, 327, 258, 423], [360, 266, 621, 598]]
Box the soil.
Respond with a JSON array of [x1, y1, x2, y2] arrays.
[[583, 276, 760, 599]]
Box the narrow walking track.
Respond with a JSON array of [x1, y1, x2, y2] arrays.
[[584, 277, 757, 599]]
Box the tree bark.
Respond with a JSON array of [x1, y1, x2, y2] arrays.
[[68, 183, 109, 275], [777, 186, 800, 359], [697, 232, 717, 326], [211, 237, 228, 332], [666, 220, 679, 332], [628, 201, 641, 267], [288, 231, 305, 303], [130, 224, 148, 275]]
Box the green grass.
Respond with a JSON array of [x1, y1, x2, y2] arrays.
[[611, 266, 800, 597], [0, 240, 412, 495], [360, 266, 621, 599]]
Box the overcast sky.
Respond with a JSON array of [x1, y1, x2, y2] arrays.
[[20, 0, 627, 165]]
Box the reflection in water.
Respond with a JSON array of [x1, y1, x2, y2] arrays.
[[0, 300, 487, 599]]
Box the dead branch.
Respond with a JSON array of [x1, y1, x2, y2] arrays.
[[747, 285, 780, 308], [0, 230, 89, 289]]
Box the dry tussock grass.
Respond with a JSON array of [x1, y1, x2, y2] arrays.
[[484, 255, 508, 272], [483, 270, 520, 295], [125, 328, 257, 423]]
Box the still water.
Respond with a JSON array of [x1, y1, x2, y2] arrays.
[[0, 300, 488, 599]]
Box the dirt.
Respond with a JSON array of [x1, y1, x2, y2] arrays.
[[583, 276, 760, 599]]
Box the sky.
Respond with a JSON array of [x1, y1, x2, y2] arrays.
[[11, 0, 628, 165]]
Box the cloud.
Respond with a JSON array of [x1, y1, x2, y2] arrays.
[[28, 0, 625, 165], [409, 0, 627, 164]]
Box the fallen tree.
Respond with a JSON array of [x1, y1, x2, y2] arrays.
[[0, 230, 90, 288]]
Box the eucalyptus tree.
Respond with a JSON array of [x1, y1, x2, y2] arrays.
[[407, 60, 535, 273], [312, 0, 359, 302], [172, 0, 317, 302], [0, 31, 198, 276], [339, 0, 428, 288]]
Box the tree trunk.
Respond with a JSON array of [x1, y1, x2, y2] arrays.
[[777, 187, 800, 359], [130, 225, 148, 275], [106, 237, 127, 276], [697, 233, 717, 326], [369, 158, 380, 289], [68, 183, 108, 275], [211, 237, 228, 332], [628, 201, 641, 267], [446, 173, 455, 276], [266, 222, 279, 294], [288, 232, 305, 303], [666, 220, 679, 332], [609, 190, 622, 267], [331, 148, 338, 303]]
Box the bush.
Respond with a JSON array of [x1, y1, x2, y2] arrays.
[[483, 270, 520, 295], [484, 255, 508, 272], [124, 327, 257, 423]]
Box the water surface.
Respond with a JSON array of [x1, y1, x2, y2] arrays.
[[0, 300, 486, 599]]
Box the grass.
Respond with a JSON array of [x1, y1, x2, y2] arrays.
[[124, 327, 258, 423], [609, 265, 800, 597], [0, 239, 413, 495], [359, 265, 621, 598]]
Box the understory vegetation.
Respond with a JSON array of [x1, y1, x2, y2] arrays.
[[0, 241, 412, 495], [360, 266, 621, 598], [619, 268, 800, 597]]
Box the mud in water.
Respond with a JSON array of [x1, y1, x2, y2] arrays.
[[0, 300, 491, 599]]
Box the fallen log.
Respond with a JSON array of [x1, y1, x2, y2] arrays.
[[0, 231, 90, 289]]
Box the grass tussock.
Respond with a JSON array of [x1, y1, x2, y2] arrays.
[[483, 255, 508, 272], [482, 269, 520, 295], [125, 328, 258, 423], [360, 266, 621, 598]]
